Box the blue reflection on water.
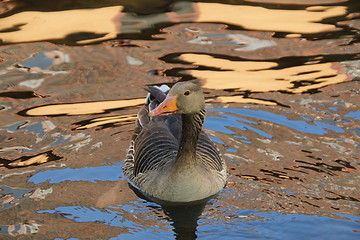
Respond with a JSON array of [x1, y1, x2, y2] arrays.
[[345, 111, 360, 121], [38, 202, 174, 240], [38, 206, 124, 225], [20, 53, 54, 69], [2, 121, 46, 137], [0, 186, 35, 210], [205, 108, 344, 137], [1, 121, 75, 152], [28, 163, 124, 184], [54, 238, 79, 240], [209, 136, 224, 144], [206, 114, 272, 138], [226, 149, 237, 153], [199, 211, 360, 240], [350, 128, 360, 138], [38, 205, 360, 240]]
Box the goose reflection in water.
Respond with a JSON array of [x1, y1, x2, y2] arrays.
[[131, 185, 214, 240]]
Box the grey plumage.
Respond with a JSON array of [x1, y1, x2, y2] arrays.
[[123, 82, 227, 202]]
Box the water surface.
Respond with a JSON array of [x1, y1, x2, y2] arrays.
[[0, 0, 359, 239]]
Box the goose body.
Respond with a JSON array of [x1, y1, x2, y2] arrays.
[[123, 81, 227, 202]]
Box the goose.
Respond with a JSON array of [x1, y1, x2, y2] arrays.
[[123, 81, 227, 202]]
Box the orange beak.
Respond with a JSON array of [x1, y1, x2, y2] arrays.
[[148, 96, 178, 117]]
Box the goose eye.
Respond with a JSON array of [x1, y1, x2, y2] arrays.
[[184, 90, 190, 96]]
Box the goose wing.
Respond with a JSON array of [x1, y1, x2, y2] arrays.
[[133, 121, 178, 176], [124, 86, 179, 181]]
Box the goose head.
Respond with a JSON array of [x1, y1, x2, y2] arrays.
[[149, 81, 205, 117]]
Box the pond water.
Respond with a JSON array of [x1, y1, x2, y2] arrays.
[[0, 0, 359, 239]]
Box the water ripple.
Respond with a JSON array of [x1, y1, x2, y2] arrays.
[[205, 108, 344, 137], [28, 163, 124, 184]]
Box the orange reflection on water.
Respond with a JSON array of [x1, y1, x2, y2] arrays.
[[74, 114, 137, 130], [180, 53, 350, 94], [0, 2, 348, 45], [8, 153, 49, 167], [24, 98, 144, 116], [197, 3, 347, 33], [207, 96, 277, 105], [0, 6, 123, 44], [243, 0, 347, 5]]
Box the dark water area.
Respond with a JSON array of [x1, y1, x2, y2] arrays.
[[0, 0, 359, 239]]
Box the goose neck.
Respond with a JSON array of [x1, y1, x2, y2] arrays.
[[175, 110, 205, 165]]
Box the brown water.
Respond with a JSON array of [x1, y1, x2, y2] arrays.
[[0, 0, 359, 239]]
